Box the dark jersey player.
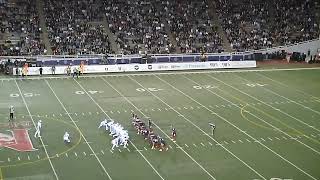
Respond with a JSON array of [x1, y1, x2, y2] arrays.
[[171, 127, 176, 142]]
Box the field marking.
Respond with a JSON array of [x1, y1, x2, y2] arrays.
[[208, 75, 320, 155], [101, 76, 216, 180], [45, 80, 113, 180], [256, 73, 320, 101], [131, 76, 265, 180], [0, 168, 2, 180], [73, 79, 165, 180], [236, 75, 320, 133], [188, 75, 320, 178], [3, 67, 320, 81], [14, 80, 59, 180], [165, 75, 317, 180]]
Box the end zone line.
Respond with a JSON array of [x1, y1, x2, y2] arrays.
[[14, 80, 59, 180], [45, 80, 113, 180]]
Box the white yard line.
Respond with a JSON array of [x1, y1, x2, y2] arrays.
[[236, 75, 320, 133], [127, 76, 265, 180], [206, 75, 320, 155], [14, 80, 59, 180], [72, 79, 165, 180], [45, 80, 113, 180], [100, 76, 217, 180], [157, 75, 317, 180], [2, 67, 320, 81], [256, 73, 320, 100]]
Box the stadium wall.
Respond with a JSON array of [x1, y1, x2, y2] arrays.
[[12, 61, 257, 76], [253, 38, 320, 56]]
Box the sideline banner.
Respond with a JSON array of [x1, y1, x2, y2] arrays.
[[13, 61, 256, 76]]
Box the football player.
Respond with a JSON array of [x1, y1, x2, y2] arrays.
[[63, 132, 71, 143], [34, 120, 42, 138], [171, 127, 176, 142]]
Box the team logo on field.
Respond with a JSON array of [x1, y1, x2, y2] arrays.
[[0, 121, 37, 152], [148, 65, 152, 70], [134, 65, 139, 70]]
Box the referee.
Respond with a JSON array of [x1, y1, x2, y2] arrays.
[[9, 105, 14, 121]]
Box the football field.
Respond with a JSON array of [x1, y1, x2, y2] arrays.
[[0, 67, 320, 180]]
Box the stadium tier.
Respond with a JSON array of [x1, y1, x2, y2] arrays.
[[1, 0, 319, 56]]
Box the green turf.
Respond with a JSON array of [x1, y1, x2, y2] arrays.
[[0, 68, 320, 180]]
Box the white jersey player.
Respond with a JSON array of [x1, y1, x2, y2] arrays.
[[111, 137, 120, 150], [34, 120, 42, 138], [98, 119, 109, 130], [63, 132, 71, 143]]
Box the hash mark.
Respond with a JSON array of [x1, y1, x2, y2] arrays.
[[246, 139, 251, 143], [193, 143, 197, 147], [144, 147, 148, 151], [127, 148, 131, 152], [208, 142, 213, 146], [200, 142, 205, 147], [185, 144, 189, 147], [83, 152, 86, 156], [101, 150, 104, 154]]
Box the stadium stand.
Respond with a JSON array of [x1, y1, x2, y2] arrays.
[[44, 0, 111, 55], [0, 0, 319, 56], [0, 0, 45, 56], [166, 0, 224, 53], [216, 0, 320, 51]]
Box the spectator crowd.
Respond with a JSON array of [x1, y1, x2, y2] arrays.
[[216, 0, 320, 51], [0, 0, 45, 56], [0, 0, 319, 55]]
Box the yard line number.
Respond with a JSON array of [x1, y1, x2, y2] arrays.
[[193, 85, 218, 90], [10, 93, 40, 98], [245, 83, 267, 87], [254, 178, 292, 180], [136, 88, 163, 92], [75, 90, 104, 95]]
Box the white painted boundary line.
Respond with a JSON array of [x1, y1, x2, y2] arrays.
[[236, 75, 320, 133], [207, 75, 320, 155], [2, 67, 320, 81], [14, 80, 59, 180], [156, 75, 316, 180], [128, 76, 265, 180], [72, 79, 166, 180], [101, 77, 216, 180], [45, 80, 113, 180], [255, 73, 320, 100]]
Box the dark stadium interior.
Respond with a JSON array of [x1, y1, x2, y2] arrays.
[[0, 0, 319, 56]]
